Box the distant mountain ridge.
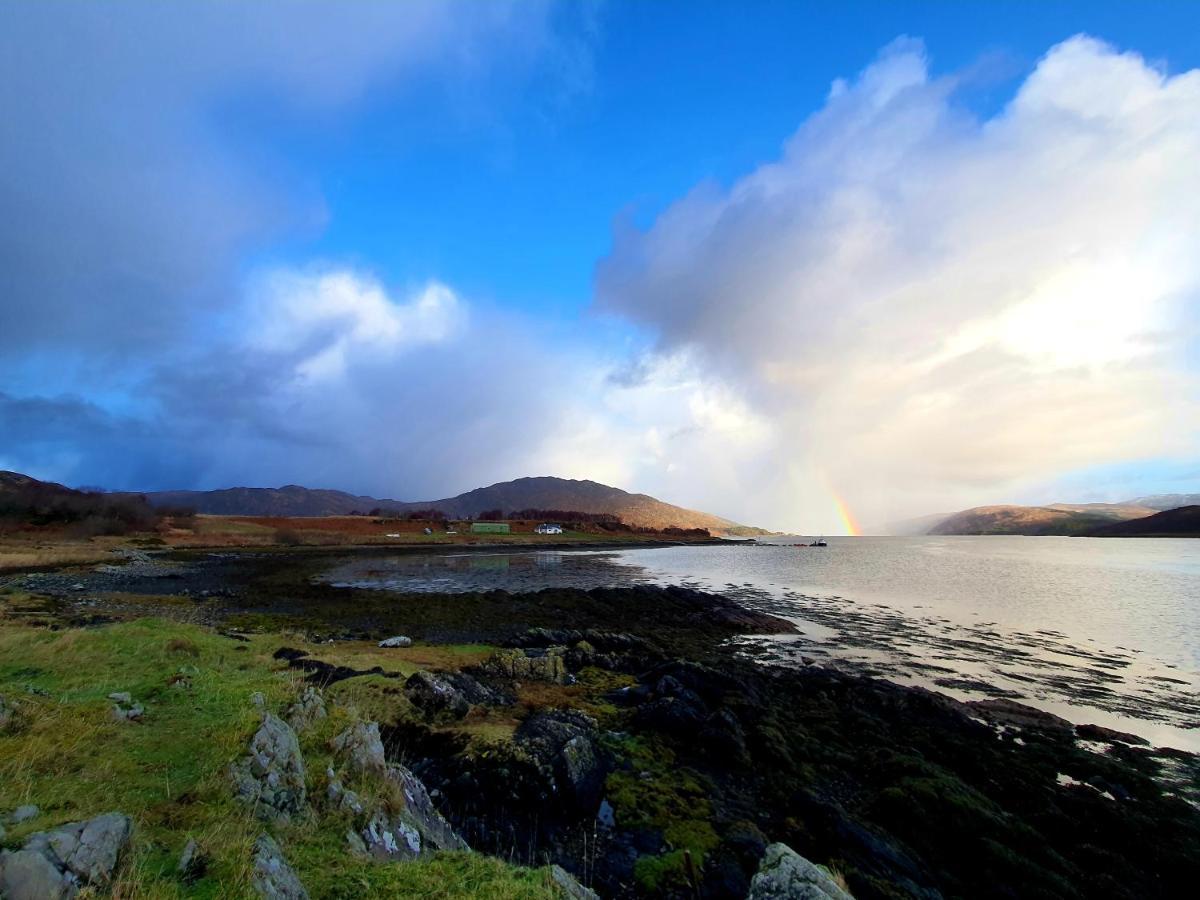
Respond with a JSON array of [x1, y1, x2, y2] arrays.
[[926, 504, 1156, 536], [1084, 505, 1200, 538], [918, 495, 1200, 536], [119, 475, 765, 535]]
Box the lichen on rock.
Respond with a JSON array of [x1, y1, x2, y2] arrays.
[[329, 721, 386, 775], [481, 646, 568, 683], [250, 834, 308, 900], [229, 713, 307, 820], [285, 686, 326, 733], [0, 811, 133, 899], [747, 843, 854, 900]]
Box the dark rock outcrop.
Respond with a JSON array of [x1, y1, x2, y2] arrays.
[[357, 764, 470, 860], [516, 710, 606, 813], [405, 671, 470, 721], [330, 720, 469, 861], [1076, 723, 1150, 746], [966, 698, 1074, 735], [481, 647, 568, 683]]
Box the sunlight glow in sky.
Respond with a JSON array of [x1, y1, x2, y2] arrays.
[[1, 1, 1198, 533]]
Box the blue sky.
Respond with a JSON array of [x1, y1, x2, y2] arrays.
[[249, 1, 1200, 315], [1, 1, 1198, 532]]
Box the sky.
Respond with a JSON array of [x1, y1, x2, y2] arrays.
[[1, 0, 1198, 534]]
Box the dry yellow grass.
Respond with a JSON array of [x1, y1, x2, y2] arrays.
[[0, 535, 128, 572]]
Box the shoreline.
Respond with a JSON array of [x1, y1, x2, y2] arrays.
[[3, 547, 1199, 896], [8, 539, 1198, 752]]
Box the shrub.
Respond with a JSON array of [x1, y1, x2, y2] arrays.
[[274, 528, 303, 546], [166, 637, 200, 657]]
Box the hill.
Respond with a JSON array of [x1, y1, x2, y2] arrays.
[[0, 470, 159, 535], [135, 484, 386, 518], [123, 475, 765, 536], [1084, 505, 1200, 537], [926, 504, 1155, 536]]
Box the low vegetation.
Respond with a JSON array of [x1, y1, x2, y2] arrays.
[[0, 615, 564, 898]]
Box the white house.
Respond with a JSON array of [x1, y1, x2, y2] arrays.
[[534, 523, 564, 535]]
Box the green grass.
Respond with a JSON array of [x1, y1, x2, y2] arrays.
[[0, 619, 564, 898]]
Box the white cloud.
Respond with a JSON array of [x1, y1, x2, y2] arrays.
[[596, 35, 1200, 531], [248, 268, 466, 380], [0, 1, 567, 357]]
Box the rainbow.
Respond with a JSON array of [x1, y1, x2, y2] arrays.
[[831, 492, 861, 537]]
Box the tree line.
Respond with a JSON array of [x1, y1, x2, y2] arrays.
[[0, 481, 193, 536]]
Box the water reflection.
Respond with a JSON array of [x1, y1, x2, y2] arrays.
[[318, 538, 1200, 749]]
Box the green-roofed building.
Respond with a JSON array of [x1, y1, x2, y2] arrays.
[[470, 522, 510, 534]]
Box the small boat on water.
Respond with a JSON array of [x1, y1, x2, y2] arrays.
[[810, 538, 828, 547]]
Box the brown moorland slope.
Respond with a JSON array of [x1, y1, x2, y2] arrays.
[[927, 503, 1155, 536], [130, 476, 766, 535]]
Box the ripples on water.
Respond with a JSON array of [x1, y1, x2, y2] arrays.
[[321, 536, 1200, 749]]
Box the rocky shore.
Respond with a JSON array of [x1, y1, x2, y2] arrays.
[[1, 547, 1198, 897]]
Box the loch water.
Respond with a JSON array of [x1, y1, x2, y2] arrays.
[[322, 536, 1200, 749]]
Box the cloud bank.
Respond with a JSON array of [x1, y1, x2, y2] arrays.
[[2, 15, 1198, 532], [596, 36, 1200, 529]]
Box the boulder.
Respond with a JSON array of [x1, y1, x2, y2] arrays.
[[378, 636, 413, 648], [359, 809, 423, 861], [405, 671, 470, 720], [230, 713, 308, 820], [9, 805, 39, 825], [549, 864, 600, 899], [112, 702, 144, 723], [0, 849, 73, 900], [747, 843, 854, 900], [176, 838, 205, 881], [108, 691, 145, 722], [325, 769, 364, 814], [352, 762, 469, 861], [330, 721, 387, 776], [443, 671, 511, 706], [481, 647, 568, 684], [634, 690, 709, 738], [516, 710, 606, 811], [285, 686, 327, 733], [0, 812, 133, 898], [250, 834, 308, 900]]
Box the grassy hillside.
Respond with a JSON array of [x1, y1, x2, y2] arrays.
[[0, 610, 564, 898]]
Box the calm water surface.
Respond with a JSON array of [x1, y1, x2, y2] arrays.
[[322, 536, 1200, 749]]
